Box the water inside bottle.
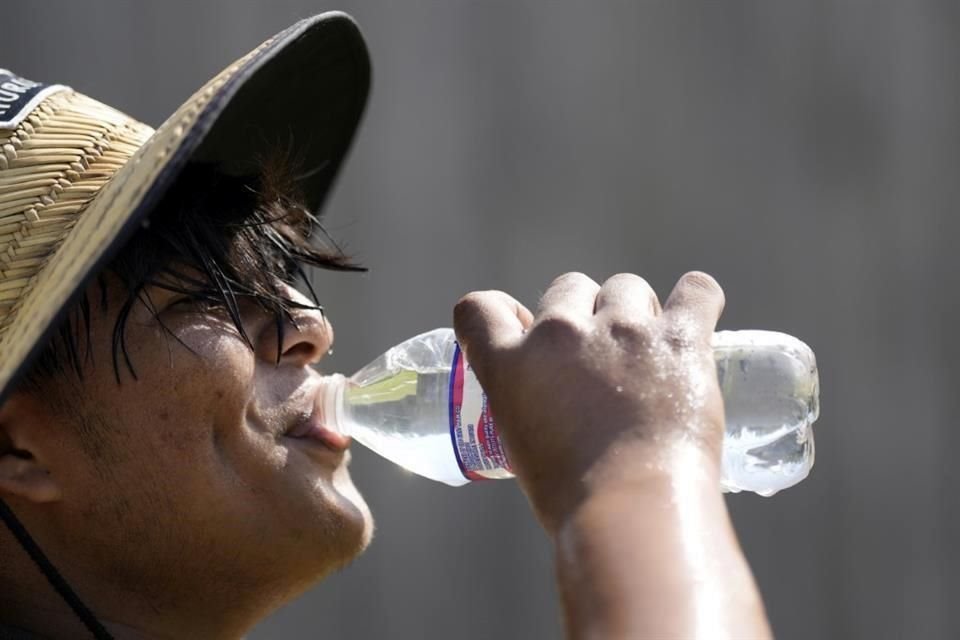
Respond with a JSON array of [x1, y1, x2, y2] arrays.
[[335, 334, 471, 486], [334, 328, 820, 494], [713, 331, 819, 496], [348, 427, 467, 486]]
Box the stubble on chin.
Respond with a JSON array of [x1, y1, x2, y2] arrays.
[[326, 463, 375, 566]]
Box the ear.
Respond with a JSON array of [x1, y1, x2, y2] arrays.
[[0, 393, 62, 503]]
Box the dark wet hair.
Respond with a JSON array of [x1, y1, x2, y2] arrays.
[[19, 153, 364, 389]]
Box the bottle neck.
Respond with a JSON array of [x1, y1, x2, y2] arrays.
[[322, 373, 349, 438]]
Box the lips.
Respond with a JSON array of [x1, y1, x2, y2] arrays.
[[287, 417, 351, 452], [284, 380, 351, 453]]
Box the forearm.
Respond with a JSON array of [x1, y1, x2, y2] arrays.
[[552, 447, 772, 640], [454, 272, 766, 637]]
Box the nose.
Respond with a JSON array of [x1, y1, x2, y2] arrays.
[[254, 285, 333, 367]]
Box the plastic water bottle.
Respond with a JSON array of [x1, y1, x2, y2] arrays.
[[322, 328, 819, 496]]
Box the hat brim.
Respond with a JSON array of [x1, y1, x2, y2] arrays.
[[0, 12, 370, 404]]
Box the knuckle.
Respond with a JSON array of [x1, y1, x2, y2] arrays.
[[551, 271, 592, 288], [453, 291, 494, 328], [532, 312, 585, 344], [607, 272, 648, 286], [454, 291, 488, 315], [601, 273, 660, 313], [662, 320, 701, 352], [607, 316, 653, 347]]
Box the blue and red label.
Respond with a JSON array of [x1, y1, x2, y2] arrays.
[[448, 344, 513, 481]]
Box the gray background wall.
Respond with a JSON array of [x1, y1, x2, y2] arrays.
[[3, 1, 955, 638]]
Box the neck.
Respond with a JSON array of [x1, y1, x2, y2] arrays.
[[0, 600, 149, 640], [0, 523, 289, 639], [0, 574, 273, 640]]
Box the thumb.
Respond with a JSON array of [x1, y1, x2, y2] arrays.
[[453, 290, 532, 378]]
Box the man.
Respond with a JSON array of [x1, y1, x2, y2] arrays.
[[0, 13, 771, 639]]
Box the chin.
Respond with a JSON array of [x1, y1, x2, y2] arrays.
[[332, 466, 375, 558], [279, 457, 374, 578], [269, 496, 373, 610], [275, 489, 372, 592]]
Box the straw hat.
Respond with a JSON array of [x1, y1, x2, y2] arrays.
[[0, 12, 370, 405]]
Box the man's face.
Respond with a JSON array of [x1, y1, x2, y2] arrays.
[[32, 274, 372, 604]]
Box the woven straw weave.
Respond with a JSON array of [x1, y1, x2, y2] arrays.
[[0, 13, 355, 402], [0, 91, 153, 335]]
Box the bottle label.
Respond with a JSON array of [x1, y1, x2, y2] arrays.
[[449, 343, 513, 481]]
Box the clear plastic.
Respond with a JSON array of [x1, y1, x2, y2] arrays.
[[324, 328, 820, 496]]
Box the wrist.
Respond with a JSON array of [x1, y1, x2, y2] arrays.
[[584, 433, 722, 496], [538, 437, 723, 536], [549, 445, 770, 640]]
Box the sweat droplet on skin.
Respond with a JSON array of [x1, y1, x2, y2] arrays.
[[666, 313, 711, 414]]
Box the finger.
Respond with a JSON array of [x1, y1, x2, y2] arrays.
[[536, 272, 600, 319], [661, 271, 726, 340], [594, 273, 661, 321], [454, 290, 532, 357]]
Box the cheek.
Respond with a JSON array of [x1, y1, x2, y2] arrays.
[[119, 322, 258, 461]]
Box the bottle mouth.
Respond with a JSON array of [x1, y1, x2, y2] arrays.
[[321, 373, 349, 437]]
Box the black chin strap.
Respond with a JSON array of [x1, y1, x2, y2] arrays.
[[0, 498, 113, 640]]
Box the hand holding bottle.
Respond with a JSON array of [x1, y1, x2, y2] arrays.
[[453, 271, 772, 639], [452, 271, 728, 532]]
